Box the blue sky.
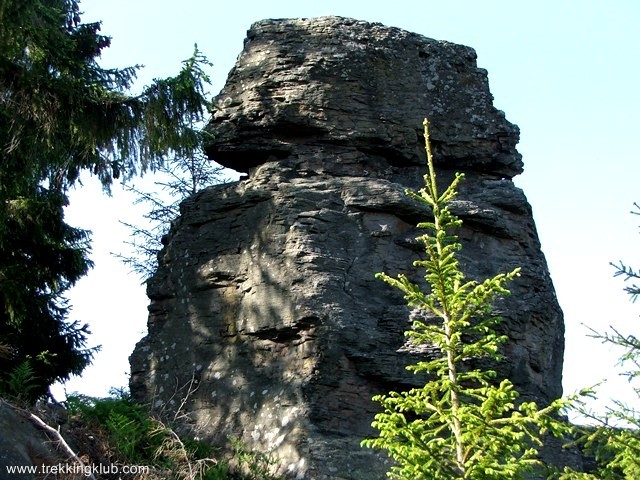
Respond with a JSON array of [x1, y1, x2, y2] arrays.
[[58, 0, 640, 414]]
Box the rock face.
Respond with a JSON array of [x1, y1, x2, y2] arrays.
[[0, 401, 67, 479], [130, 17, 565, 479]]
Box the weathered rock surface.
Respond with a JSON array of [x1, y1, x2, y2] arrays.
[[0, 400, 67, 479], [130, 17, 565, 479]]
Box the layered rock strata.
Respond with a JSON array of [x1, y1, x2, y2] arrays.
[[130, 17, 565, 479]]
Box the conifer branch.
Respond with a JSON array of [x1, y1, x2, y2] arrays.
[[363, 119, 569, 479]]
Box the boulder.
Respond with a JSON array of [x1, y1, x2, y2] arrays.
[[0, 400, 67, 479]]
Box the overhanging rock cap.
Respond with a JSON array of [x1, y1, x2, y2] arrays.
[[206, 16, 523, 178]]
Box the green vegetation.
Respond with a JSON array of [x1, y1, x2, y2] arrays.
[[66, 389, 280, 480], [228, 437, 280, 480], [114, 152, 225, 282], [67, 391, 165, 465], [558, 206, 640, 479], [362, 119, 569, 479], [569, 336, 640, 478], [2, 1, 639, 474], [361, 121, 640, 479], [0, 357, 41, 401], [0, 0, 212, 400]]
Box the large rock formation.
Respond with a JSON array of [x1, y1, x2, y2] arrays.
[[130, 17, 565, 479]]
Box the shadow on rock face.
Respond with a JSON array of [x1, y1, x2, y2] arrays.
[[130, 16, 564, 479]]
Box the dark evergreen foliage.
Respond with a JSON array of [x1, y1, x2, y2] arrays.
[[0, 0, 212, 400]]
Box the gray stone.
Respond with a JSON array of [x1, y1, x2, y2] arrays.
[[130, 17, 565, 479], [0, 401, 65, 479]]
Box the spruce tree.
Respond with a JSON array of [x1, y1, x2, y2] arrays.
[[0, 0, 212, 400], [362, 119, 568, 479]]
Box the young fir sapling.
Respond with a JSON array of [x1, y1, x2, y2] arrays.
[[362, 119, 569, 480]]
